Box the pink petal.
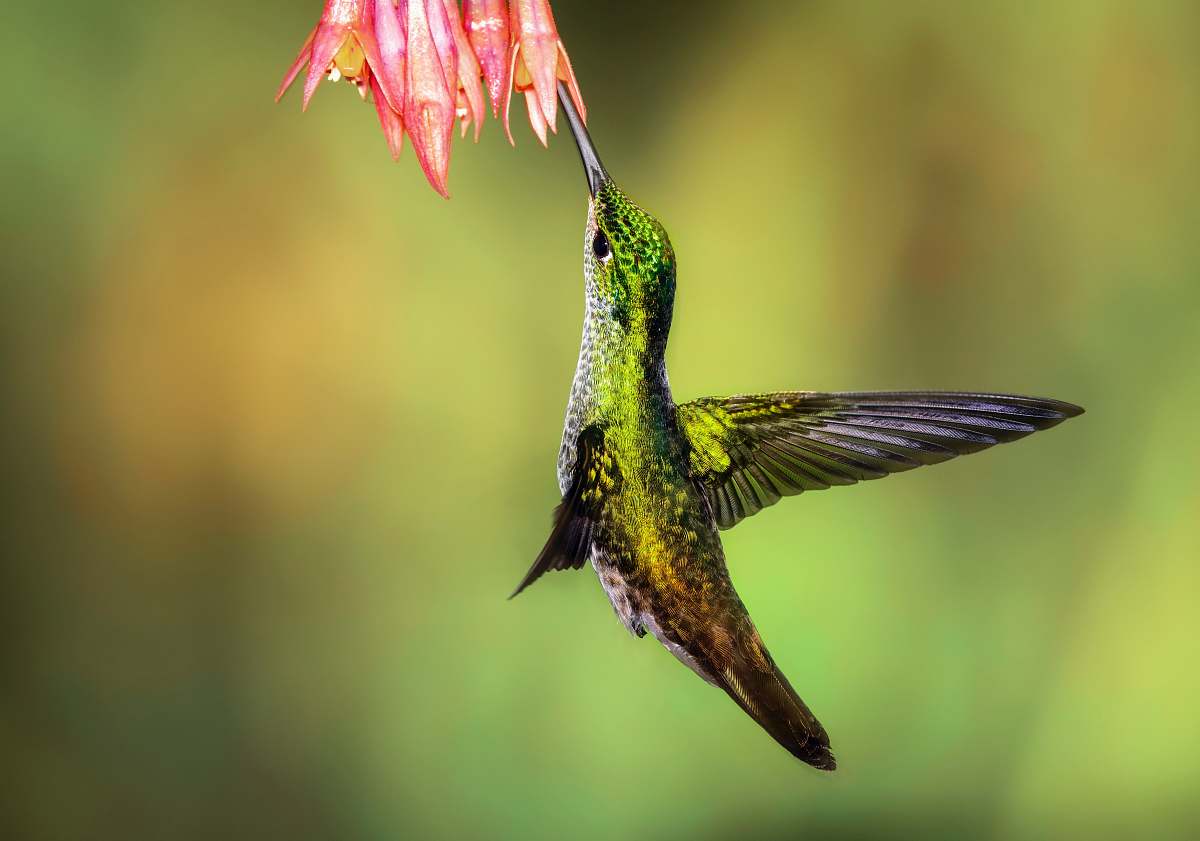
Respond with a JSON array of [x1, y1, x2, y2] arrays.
[[443, 0, 486, 141], [555, 40, 586, 124], [372, 76, 406, 160], [463, 0, 510, 118], [371, 0, 407, 112], [501, 40, 521, 147], [302, 0, 368, 110], [424, 0, 458, 106], [524, 87, 547, 147], [324, 0, 369, 28], [511, 0, 560, 134], [355, 2, 390, 105], [404, 0, 455, 197], [276, 24, 317, 103], [302, 27, 348, 110]]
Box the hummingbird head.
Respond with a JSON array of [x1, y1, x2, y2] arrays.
[[560, 84, 677, 354]]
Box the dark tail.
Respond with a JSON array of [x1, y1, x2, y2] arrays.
[[702, 623, 836, 770]]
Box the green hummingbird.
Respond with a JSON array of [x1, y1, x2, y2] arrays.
[[512, 84, 1083, 771]]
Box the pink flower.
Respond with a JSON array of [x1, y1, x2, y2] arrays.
[[462, 0, 510, 117], [402, 0, 456, 197], [276, 1, 399, 112], [277, 1, 587, 197], [503, 0, 586, 146], [442, 1, 487, 141], [277, 0, 410, 162], [370, 0, 407, 160]]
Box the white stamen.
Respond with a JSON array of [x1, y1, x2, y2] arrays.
[[327, 66, 342, 83], [468, 19, 505, 33]]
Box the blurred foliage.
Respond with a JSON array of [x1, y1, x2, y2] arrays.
[[2, 1, 1199, 839]]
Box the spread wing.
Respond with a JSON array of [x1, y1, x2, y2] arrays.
[[676, 391, 1083, 529], [510, 425, 617, 598]]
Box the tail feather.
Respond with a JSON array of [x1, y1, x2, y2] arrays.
[[702, 623, 835, 770]]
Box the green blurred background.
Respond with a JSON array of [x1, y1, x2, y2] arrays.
[[3, 1, 1198, 839]]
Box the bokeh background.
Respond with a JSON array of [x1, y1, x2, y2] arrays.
[[4, 1, 1198, 839]]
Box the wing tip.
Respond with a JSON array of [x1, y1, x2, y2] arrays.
[[1057, 399, 1085, 418], [509, 548, 555, 600], [508, 566, 540, 600], [1020, 396, 1084, 431]]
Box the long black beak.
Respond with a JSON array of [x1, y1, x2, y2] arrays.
[[558, 81, 608, 197]]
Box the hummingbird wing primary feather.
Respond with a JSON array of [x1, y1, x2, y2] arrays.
[[510, 425, 616, 599], [677, 391, 1083, 529]]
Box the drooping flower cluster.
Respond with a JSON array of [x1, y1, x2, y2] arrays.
[[276, 0, 587, 198]]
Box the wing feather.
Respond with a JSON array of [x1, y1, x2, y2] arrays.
[[677, 391, 1082, 530], [510, 426, 616, 597]]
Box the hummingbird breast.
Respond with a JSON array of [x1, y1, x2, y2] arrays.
[[556, 198, 728, 685], [556, 281, 672, 492], [564, 352, 734, 685]]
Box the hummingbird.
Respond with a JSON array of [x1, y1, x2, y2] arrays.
[[511, 84, 1083, 770]]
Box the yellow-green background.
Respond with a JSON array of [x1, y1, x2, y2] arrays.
[[4, 1, 1197, 839]]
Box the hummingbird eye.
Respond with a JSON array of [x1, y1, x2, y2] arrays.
[[592, 230, 611, 261]]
